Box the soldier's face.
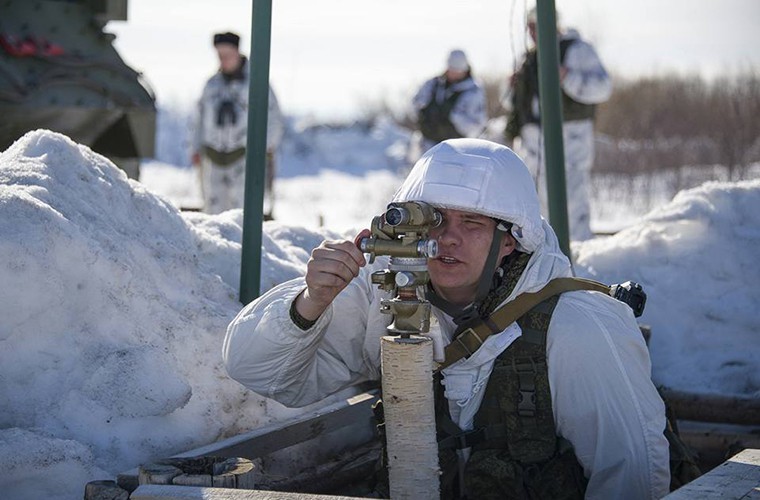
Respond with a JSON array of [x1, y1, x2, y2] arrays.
[[445, 69, 467, 83], [427, 208, 516, 306], [216, 44, 242, 74]]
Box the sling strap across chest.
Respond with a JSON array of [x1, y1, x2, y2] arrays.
[[437, 277, 611, 372], [435, 293, 588, 499]]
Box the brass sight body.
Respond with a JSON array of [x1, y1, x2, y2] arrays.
[[358, 201, 441, 263], [359, 201, 441, 338]]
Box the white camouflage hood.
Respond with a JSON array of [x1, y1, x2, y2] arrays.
[[393, 138, 545, 253]]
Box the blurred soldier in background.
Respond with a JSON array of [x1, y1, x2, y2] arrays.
[[408, 49, 487, 163], [192, 31, 284, 217], [503, 8, 611, 241]]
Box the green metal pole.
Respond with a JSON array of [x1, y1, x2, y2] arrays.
[[535, 0, 571, 259], [239, 0, 273, 304]]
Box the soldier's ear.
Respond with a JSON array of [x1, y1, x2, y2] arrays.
[[500, 232, 517, 258]]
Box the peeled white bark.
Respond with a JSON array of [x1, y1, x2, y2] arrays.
[[381, 335, 440, 500]]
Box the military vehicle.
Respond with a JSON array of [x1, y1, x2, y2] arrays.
[[0, 0, 155, 179]]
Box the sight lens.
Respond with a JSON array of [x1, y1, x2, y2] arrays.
[[385, 207, 407, 226]]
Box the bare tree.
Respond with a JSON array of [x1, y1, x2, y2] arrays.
[[480, 73, 509, 120], [595, 72, 760, 178], [707, 72, 760, 180]]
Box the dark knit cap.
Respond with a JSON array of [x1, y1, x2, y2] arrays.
[[213, 32, 240, 48]]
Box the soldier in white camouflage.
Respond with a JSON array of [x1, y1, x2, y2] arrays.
[[192, 31, 284, 217], [408, 49, 487, 164], [503, 9, 612, 241], [224, 139, 673, 498]]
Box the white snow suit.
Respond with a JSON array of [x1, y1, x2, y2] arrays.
[[224, 139, 669, 499], [194, 58, 284, 215], [504, 29, 612, 241], [409, 74, 487, 162]]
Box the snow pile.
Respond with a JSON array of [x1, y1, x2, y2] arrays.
[[574, 179, 760, 397], [0, 131, 342, 499]]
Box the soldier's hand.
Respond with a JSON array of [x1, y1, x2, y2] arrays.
[[295, 231, 368, 321]]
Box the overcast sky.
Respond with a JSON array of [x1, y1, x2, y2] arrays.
[[109, 0, 760, 120]]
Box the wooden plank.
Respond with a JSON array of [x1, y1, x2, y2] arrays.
[[661, 388, 760, 425], [173, 391, 379, 460], [257, 440, 381, 493], [130, 484, 364, 499], [664, 448, 760, 499], [679, 421, 760, 456], [119, 390, 379, 491]]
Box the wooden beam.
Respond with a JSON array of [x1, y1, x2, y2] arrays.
[[118, 391, 379, 492], [173, 391, 379, 460], [661, 387, 760, 426], [130, 483, 364, 499], [679, 421, 760, 453], [663, 448, 760, 499]]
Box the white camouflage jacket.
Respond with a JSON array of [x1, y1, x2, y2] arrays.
[[193, 58, 284, 154], [559, 28, 612, 107], [501, 28, 612, 120], [413, 74, 487, 139]]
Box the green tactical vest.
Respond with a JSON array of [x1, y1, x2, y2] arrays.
[[505, 39, 596, 143], [418, 77, 465, 143], [436, 295, 587, 499], [434, 296, 702, 499]]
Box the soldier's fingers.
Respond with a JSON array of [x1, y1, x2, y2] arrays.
[[323, 239, 366, 269], [307, 254, 357, 285], [311, 244, 363, 277]]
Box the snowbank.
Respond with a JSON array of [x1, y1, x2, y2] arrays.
[[0, 131, 343, 499], [574, 179, 760, 397]]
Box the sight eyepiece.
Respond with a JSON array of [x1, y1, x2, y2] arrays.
[[385, 206, 408, 226], [383, 202, 442, 229], [360, 201, 441, 265]]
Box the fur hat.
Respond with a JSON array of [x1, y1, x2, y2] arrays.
[[213, 32, 240, 48]]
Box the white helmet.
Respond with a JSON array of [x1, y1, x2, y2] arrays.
[[392, 138, 545, 253]]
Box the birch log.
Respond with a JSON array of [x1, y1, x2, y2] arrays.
[[381, 335, 440, 500]]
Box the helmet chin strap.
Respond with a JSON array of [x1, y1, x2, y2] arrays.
[[427, 224, 509, 326]]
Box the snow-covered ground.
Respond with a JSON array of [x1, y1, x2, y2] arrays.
[[1, 123, 758, 499]]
